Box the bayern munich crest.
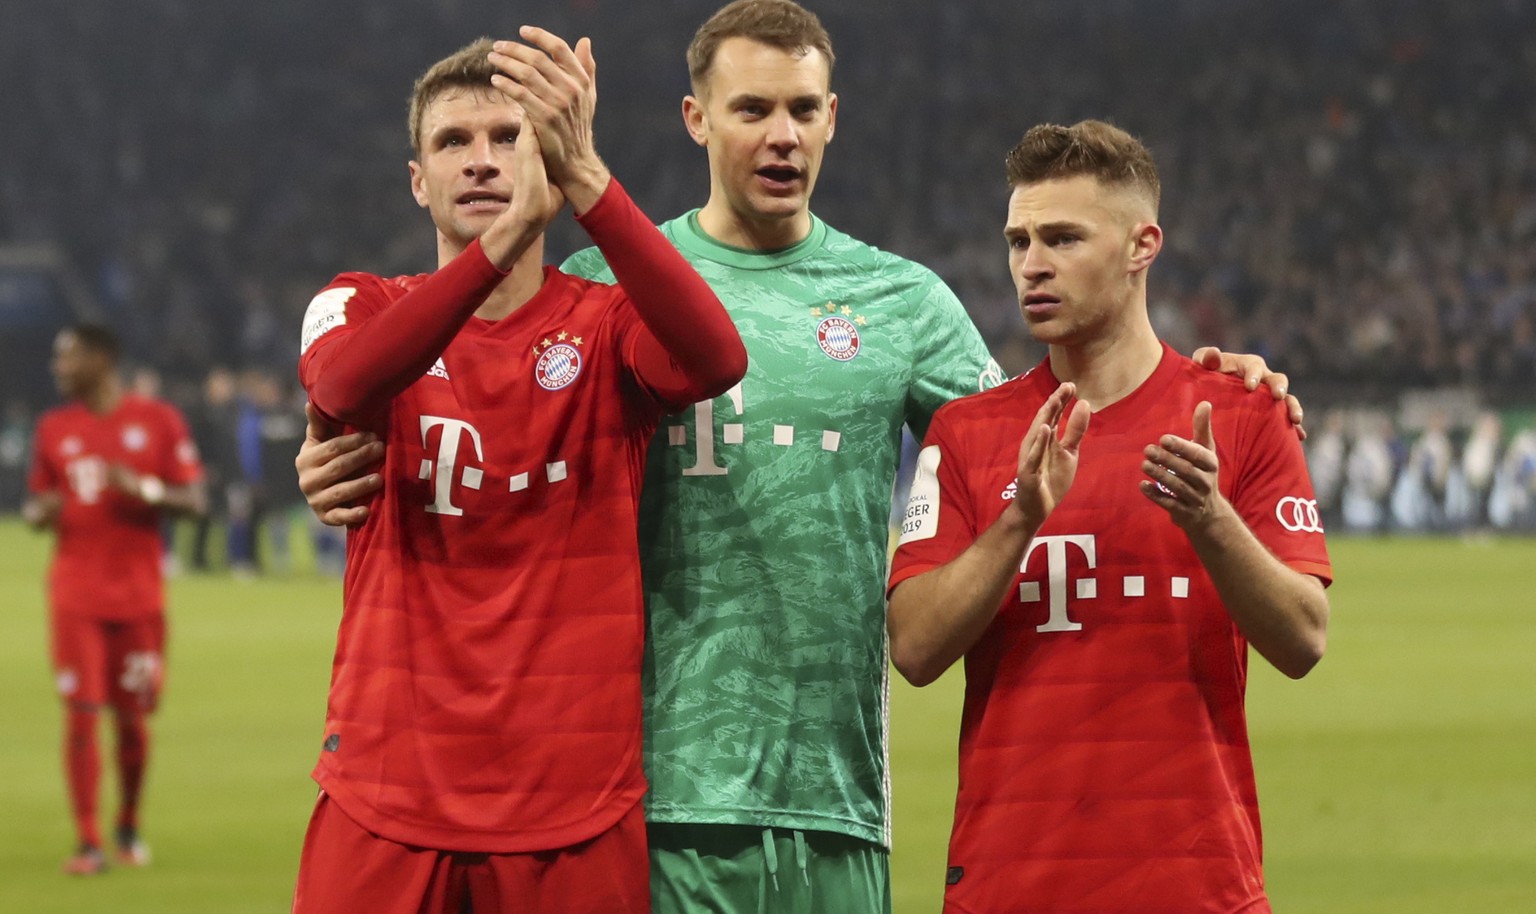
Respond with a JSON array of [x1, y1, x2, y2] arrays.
[[816, 315, 861, 362], [535, 342, 583, 390]]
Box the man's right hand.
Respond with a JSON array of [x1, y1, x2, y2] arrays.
[[1011, 382, 1090, 531], [297, 402, 385, 527], [22, 491, 62, 530], [489, 29, 610, 215]]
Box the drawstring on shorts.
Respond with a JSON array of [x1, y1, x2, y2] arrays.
[[761, 828, 813, 897]]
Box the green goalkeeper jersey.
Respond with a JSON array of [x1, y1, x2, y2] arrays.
[[563, 210, 1000, 847]]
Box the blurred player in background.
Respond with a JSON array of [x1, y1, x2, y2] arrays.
[[886, 120, 1332, 913], [24, 323, 207, 875], [288, 29, 744, 914], [296, 3, 1301, 910]]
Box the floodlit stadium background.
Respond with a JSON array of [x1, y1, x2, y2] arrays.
[[2, 1, 1533, 911]]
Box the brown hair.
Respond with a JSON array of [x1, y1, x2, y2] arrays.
[[408, 37, 497, 157], [1004, 120, 1161, 215], [687, 0, 835, 93], [64, 323, 120, 361]]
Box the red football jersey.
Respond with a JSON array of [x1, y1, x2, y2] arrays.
[[298, 265, 690, 854], [889, 345, 1331, 914], [28, 394, 203, 620]]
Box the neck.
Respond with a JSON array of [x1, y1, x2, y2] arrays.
[[1046, 311, 1164, 409], [438, 233, 547, 321], [695, 197, 811, 251], [81, 376, 123, 414]]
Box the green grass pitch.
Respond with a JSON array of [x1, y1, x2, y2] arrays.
[[1, 519, 1532, 912]]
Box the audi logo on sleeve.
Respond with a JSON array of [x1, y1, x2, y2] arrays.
[[1274, 496, 1323, 533]]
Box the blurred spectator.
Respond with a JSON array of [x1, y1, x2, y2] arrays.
[[1461, 412, 1503, 529], [227, 372, 268, 578], [1342, 415, 1399, 533], [1, 398, 32, 510], [1492, 429, 1536, 529], [1307, 409, 1349, 532], [256, 374, 306, 575], [1396, 411, 1455, 530], [187, 367, 240, 572]]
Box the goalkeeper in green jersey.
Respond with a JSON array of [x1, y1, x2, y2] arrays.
[[295, 2, 1302, 911]]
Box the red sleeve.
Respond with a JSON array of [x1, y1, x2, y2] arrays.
[[1228, 397, 1333, 585], [575, 179, 747, 409], [300, 239, 507, 427], [158, 405, 205, 486], [888, 408, 981, 596]]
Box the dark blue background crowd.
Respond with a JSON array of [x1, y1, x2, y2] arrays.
[[4, 0, 1535, 542]]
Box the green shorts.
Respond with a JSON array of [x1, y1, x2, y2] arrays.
[[648, 822, 891, 914]]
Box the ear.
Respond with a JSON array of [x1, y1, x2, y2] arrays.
[[408, 160, 429, 209], [825, 92, 838, 144], [1127, 221, 1162, 275], [682, 95, 709, 148]]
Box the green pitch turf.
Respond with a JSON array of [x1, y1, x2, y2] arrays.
[[1, 520, 1532, 912]]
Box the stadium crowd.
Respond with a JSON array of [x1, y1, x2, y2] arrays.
[[4, 0, 1536, 537]]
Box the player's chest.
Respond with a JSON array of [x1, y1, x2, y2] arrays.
[[54, 414, 161, 464], [972, 424, 1219, 608], [958, 402, 1249, 647], [669, 292, 912, 440], [49, 417, 158, 503], [396, 319, 624, 418], [383, 331, 641, 513], [741, 290, 909, 379]]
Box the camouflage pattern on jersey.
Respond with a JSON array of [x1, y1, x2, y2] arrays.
[[563, 212, 999, 846]]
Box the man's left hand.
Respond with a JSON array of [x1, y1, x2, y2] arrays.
[[1192, 347, 1305, 440], [1141, 400, 1228, 533]]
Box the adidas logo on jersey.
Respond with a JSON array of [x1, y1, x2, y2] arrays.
[[426, 358, 450, 380], [1001, 480, 1018, 500]]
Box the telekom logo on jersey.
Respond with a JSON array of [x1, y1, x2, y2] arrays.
[[419, 417, 483, 516], [1018, 535, 1097, 633], [417, 415, 569, 516]]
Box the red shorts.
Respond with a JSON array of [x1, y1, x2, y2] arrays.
[[291, 792, 649, 914], [49, 613, 166, 712]]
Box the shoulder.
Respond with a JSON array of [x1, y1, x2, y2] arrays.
[[140, 395, 192, 427], [300, 271, 418, 355], [34, 405, 72, 436], [563, 215, 679, 279], [1164, 353, 1295, 453], [820, 223, 951, 290], [560, 244, 611, 279], [308, 271, 422, 304], [931, 372, 1039, 432], [1172, 354, 1287, 421]]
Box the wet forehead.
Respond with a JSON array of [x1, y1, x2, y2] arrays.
[[420, 88, 523, 137], [1006, 176, 1123, 234], [702, 37, 831, 103]]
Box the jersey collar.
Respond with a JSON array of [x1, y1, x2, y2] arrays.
[[670, 210, 828, 270]]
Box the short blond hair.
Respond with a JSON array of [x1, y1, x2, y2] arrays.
[[1005, 120, 1161, 215], [407, 37, 497, 157], [686, 0, 835, 94]]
